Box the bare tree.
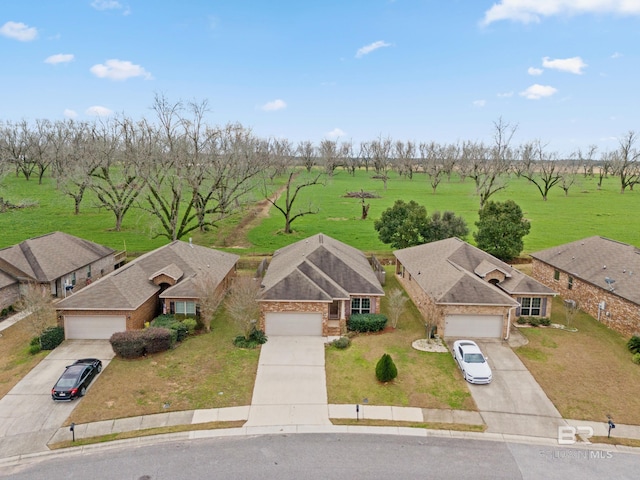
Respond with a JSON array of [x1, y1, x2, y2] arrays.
[[25, 119, 53, 184], [419, 141, 446, 194], [612, 131, 640, 193], [225, 276, 261, 340], [194, 274, 227, 332], [394, 140, 416, 179], [385, 288, 408, 329], [265, 169, 325, 234], [520, 140, 563, 201], [18, 282, 56, 344], [559, 156, 580, 196], [319, 139, 340, 176], [0, 120, 35, 181], [370, 136, 393, 190], [90, 117, 145, 231], [476, 118, 516, 207], [359, 141, 372, 172], [596, 151, 613, 190], [296, 140, 317, 173]]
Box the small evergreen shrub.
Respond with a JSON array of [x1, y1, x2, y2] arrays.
[[331, 336, 351, 349], [28, 344, 42, 355], [40, 326, 65, 350], [375, 353, 398, 382], [516, 317, 527, 325], [627, 336, 640, 354], [632, 353, 640, 365], [183, 318, 197, 334], [347, 313, 388, 333], [151, 315, 189, 341], [30, 336, 40, 346], [539, 318, 551, 327], [233, 329, 268, 349], [110, 331, 146, 358]]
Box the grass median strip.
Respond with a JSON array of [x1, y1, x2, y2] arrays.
[[331, 418, 485, 432], [48, 420, 246, 449]]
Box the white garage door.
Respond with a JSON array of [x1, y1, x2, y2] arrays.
[[265, 313, 323, 336], [64, 315, 127, 340], [444, 314, 503, 338]]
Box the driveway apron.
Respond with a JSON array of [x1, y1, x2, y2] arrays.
[[0, 340, 115, 458], [467, 340, 567, 438], [245, 336, 330, 426]]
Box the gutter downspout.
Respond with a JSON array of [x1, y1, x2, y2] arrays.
[[505, 305, 518, 341]]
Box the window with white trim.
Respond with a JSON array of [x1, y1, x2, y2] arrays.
[[174, 301, 196, 315], [520, 297, 542, 316], [351, 297, 371, 314]]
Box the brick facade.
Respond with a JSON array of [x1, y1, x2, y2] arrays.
[[532, 259, 640, 337], [260, 295, 381, 336]]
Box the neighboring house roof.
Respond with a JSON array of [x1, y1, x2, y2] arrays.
[[530, 236, 640, 305], [57, 240, 239, 310], [394, 237, 554, 307], [260, 233, 384, 302], [0, 231, 115, 283]]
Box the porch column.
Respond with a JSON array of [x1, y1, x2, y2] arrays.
[[340, 300, 346, 320]]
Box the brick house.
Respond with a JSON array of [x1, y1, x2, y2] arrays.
[[394, 238, 556, 339], [258, 233, 385, 337], [56, 240, 238, 339], [0, 231, 118, 311], [530, 236, 640, 337]]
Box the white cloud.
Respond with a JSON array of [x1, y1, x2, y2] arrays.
[[91, 0, 121, 10], [90, 59, 152, 80], [326, 128, 345, 138], [473, 100, 486, 107], [355, 40, 391, 58], [482, 0, 640, 25], [520, 84, 558, 100], [542, 56, 587, 74], [611, 51, 623, 58], [497, 91, 514, 98], [63, 109, 78, 118], [86, 106, 113, 117], [0, 21, 38, 41], [528, 66, 543, 76], [261, 99, 287, 111], [45, 53, 74, 65]]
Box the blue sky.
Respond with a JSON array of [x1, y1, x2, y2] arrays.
[[1, 1, 639, 155]]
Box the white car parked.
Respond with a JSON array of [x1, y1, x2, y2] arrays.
[[452, 340, 492, 384]]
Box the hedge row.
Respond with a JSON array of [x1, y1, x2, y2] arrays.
[[347, 313, 388, 333], [110, 327, 173, 358]]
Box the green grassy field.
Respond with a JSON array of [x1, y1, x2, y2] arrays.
[[1, 169, 638, 256]]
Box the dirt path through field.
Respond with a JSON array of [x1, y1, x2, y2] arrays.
[[225, 185, 286, 248]]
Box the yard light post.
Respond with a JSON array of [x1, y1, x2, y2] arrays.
[[70, 422, 75, 442], [362, 398, 368, 420], [356, 404, 359, 421]]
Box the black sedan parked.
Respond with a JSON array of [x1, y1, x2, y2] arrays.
[[51, 358, 102, 401]]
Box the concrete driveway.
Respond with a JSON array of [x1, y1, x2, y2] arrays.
[[245, 336, 330, 427], [462, 339, 567, 438], [0, 340, 115, 457]]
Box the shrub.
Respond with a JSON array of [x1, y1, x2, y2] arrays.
[[516, 317, 527, 325], [151, 315, 189, 342], [233, 329, 268, 349], [30, 336, 40, 346], [375, 353, 398, 382], [40, 326, 65, 350], [331, 336, 351, 349], [183, 318, 197, 334], [627, 336, 640, 354], [142, 327, 174, 354], [539, 318, 551, 327], [632, 353, 640, 365], [347, 313, 388, 333], [110, 331, 146, 359], [28, 344, 41, 355]]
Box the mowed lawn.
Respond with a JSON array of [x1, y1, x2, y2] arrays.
[[325, 267, 475, 410], [67, 306, 260, 425], [0, 316, 50, 397], [514, 296, 640, 426]]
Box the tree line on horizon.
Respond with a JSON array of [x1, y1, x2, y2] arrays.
[[0, 95, 638, 242]]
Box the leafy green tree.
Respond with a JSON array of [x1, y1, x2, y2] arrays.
[[474, 199, 530, 261], [375, 353, 398, 382], [374, 200, 468, 249]]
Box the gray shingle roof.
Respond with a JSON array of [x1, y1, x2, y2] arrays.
[[57, 240, 239, 310], [394, 238, 554, 306], [0, 231, 115, 282], [260, 233, 384, 302], [530, 236, 640, 304]]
